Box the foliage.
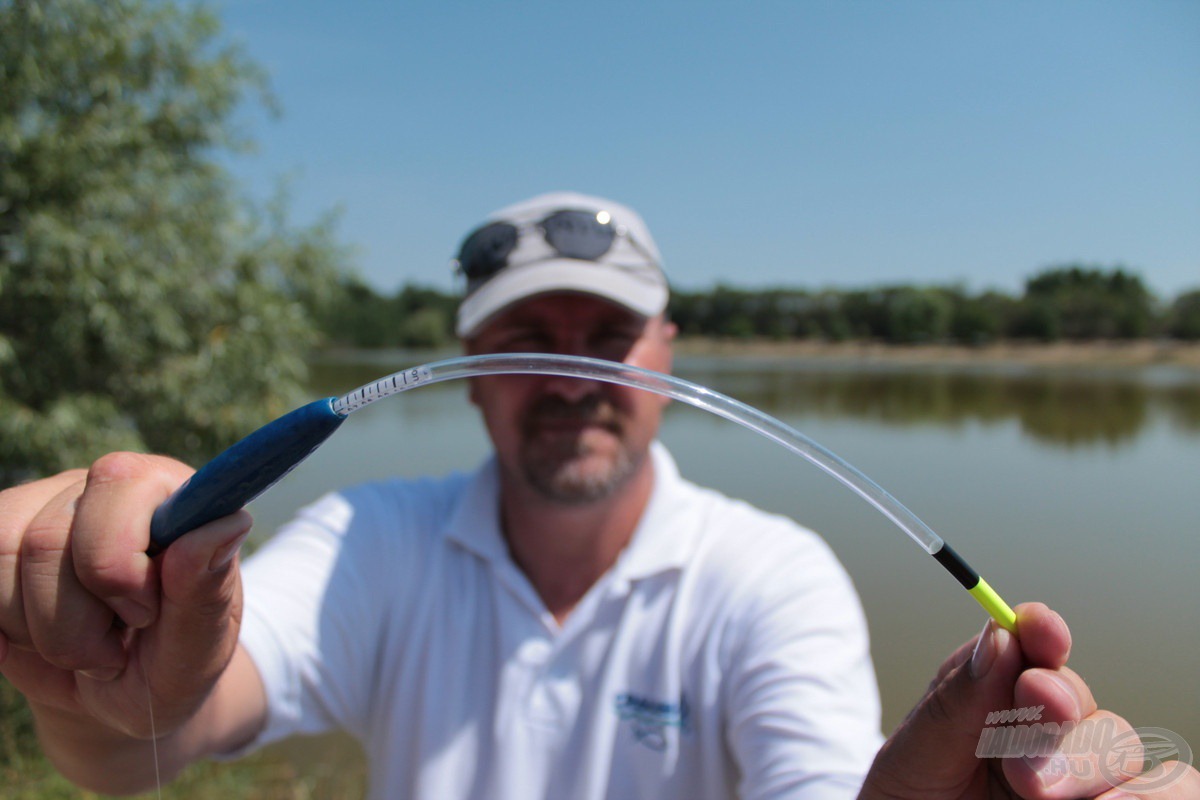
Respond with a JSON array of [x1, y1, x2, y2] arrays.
[[317, 277, 457, 348], [0, 0, 349, 792], [882, 287, 953, 343], [320, 265, 1192, 350], [1165, 289, 1200, 341], [395, 284, 457, 347], [5, 676, 367, 796], [1019, 265, 1156, 340], [3, 683, 367, 796], [948, 290, 1010, 345], [0, 0, 344, 484]]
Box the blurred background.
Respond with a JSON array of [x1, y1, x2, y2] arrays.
[[1, 0, 1197, 796]]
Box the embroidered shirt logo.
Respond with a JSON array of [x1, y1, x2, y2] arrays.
[[614, 693, 691, 751]]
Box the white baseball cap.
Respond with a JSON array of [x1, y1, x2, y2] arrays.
[[454, 191, 669, 338]]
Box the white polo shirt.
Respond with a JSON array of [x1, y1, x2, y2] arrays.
[[238, 443, 882, 799]]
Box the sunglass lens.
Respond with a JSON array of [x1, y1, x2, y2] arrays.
[[541, 210, 615, 261], [458, 222, 518, 279]]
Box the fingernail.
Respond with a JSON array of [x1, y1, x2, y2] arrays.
[[1023, 754, 1068, 788], [108, 597, 154, 630], [209, 531, 250, 572], [970, 620, 999, 679], [80, 667, 122, 682]]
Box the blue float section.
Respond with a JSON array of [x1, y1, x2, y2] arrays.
[[149, 398, 345, 552]]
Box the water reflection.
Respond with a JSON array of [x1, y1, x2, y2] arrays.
[[673, 358, 1200, 449], [310, 352, 1200, 448]]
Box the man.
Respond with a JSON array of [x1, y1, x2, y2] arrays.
[[0, 192, 1195, 799]]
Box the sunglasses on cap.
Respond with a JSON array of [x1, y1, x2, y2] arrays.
[[454, 208, 660, 284]]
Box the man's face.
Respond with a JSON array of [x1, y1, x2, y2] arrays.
[[464, 293, 676, 505]]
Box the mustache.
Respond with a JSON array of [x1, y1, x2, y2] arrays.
[[522, 394, 620, 432]]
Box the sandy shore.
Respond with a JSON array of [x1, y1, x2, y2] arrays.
[[673, 338, 1200, 369]]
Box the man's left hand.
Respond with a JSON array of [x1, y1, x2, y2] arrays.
[[859, 603, 1200, 799]]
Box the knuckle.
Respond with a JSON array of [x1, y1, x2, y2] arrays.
[[0, 538, 20, 581], [88, 452, 192, 487], [0, 471, 86, 541], [2, 627, 33, 648], [40, 647, 87, 671], [0, 469, 87, 501], [190, 587, 239, 624], [919, 684, 957, 727], [21, 515, 69, 562], [37, 636, 107, 673], [86, 452, 157, 488], [76, 553, 137, 596], [71, 530, 143, 590]]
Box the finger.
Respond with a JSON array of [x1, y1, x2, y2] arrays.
[[1014, 665, 1098, 726], [72, 453, 192, 629], [1100, 759, 1200, 799], [0, 470, 88, 649], [138, 510, 251, 722], [1013, 602, 1072, 670], [922, 601, 1069, 693], [863, 618, 1027, 796], [1001, 710, 1143, 799], [0, 644, 81, 714], [21, 480, 126, 676], [928, 629, 980, 690]]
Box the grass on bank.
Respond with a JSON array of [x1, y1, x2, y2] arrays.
[[2, 647, 366, 800], [2, 751, 365, 800]]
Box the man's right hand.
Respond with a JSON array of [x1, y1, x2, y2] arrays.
[[0, 453, 256, 789]]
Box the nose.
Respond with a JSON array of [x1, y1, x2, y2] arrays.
[[541, 371, 605, 403], [537, 331, 610, 402]]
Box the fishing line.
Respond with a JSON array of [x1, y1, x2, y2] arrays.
[[142, 665, 163, 800], [149, 353, 1017, 633]]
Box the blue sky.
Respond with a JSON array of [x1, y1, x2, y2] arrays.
[[215, 0, 1199, 299]]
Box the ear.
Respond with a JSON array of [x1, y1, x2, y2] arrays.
[[651, 317, 677, 408], [661, 319, 678, 344]]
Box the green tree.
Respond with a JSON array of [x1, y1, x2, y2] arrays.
[[1019, 265, 1156, 340], [839, 289, 889, 340], [804, 291, 852, 341], [948, 289, 1009, 345], [317, 281, 456, 349], [1165, 289, 1200, 341], [319, 275, 398, 348], [882, 286, 953, 344], [665, 290, 701, 336], [0, 0, 344, 485], [394, 284, 456, 347]]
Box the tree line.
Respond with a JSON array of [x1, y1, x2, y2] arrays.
[[318, 266, 1200, 349]]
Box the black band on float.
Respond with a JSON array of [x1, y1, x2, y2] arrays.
[[932, 542, 980, 590]]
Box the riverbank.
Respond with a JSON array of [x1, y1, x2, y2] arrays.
[[672, 338, 1200, 369]]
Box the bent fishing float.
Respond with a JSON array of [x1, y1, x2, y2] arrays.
[[149, 353, 1017, 633]]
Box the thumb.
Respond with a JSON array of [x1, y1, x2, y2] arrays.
[[864, 620, 1025, 797], [139, 511, 252, 727]]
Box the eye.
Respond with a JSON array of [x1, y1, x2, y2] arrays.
[[591, 326, 641, 360], [494, 329, 551, 352]]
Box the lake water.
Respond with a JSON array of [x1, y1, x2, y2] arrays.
[[249, 349, 1200, 753]]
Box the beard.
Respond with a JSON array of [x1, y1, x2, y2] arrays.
[[517, 393, 642, 504]]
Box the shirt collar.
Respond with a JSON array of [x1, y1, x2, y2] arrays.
[[610, 441, 705, 583], [442, 442, 705, 581], [443, 457, 510, 563]]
